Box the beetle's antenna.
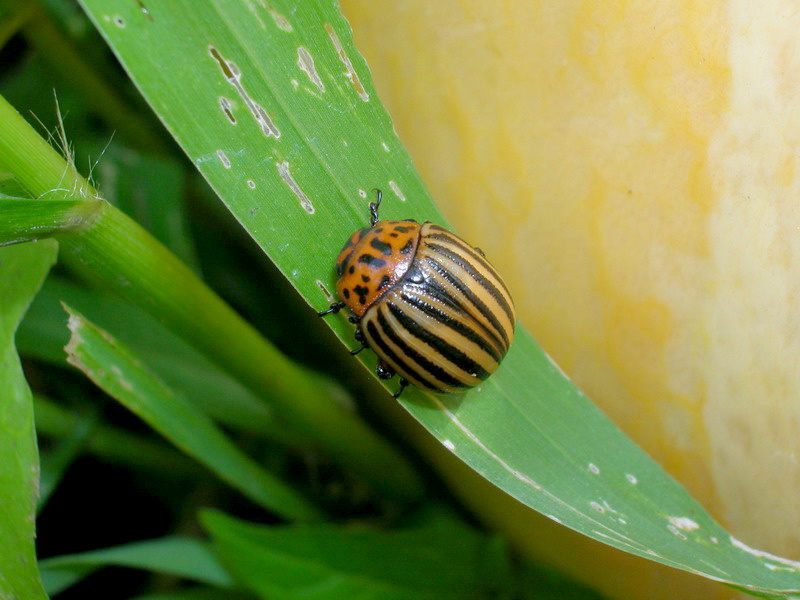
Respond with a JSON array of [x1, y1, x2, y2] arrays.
[[369, 188, 383, 227]]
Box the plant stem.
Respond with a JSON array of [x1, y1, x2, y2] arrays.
[[0, 94, 424, 503]]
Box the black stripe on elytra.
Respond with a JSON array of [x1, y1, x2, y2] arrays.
[[377, 308, 466, 389], [414, 276, 505, 356], [358, 254, 386, 268], [370, 238, 393, 256], [425, 232, 504, 283], [424, 256, 510, 348], [400, 292, 502, 362], [365, 321, 438, 390], [426, 243, 515, 324], [388, 302, 489, 380]]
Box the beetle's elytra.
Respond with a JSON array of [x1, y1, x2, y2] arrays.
[[319, 190, 515, 398]]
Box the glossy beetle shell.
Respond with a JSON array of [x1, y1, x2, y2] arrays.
[[334, 221, 515, 393], [335, 220, 421, 318]]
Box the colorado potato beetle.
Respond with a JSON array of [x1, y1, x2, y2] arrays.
[[319, 190, 515, 398]]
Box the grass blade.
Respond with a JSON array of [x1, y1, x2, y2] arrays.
[[37, 408, 95, 511], [0, 195, 101, 246], [0, 240, 57, 600], [202, 509, 511, 600], [21, 277, 281, 440], [62, 303, 325, 522], [34, 395, 200, 477], [39, 536, 234, 596], [74, 1, 800, 596]]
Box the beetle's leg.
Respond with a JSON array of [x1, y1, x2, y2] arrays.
[[350, 327, 369, 354], [318, 301, 346, 317], [392, 378, 409, 399], [369, 188, 383, 227], [376, 359, 395, 380]]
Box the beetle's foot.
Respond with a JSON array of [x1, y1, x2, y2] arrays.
[[474, 246, 486, 257], [350, 345, 368, 356], [392, 378, 409, 399], [318, 302, 346, 317], [376, 360, 395, 380]]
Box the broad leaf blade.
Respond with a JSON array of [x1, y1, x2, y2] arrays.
[[0, 240, 57, 600], [77, 1, 800, 596]]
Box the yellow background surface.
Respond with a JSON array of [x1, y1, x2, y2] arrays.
[[343, 2, 800, 598]]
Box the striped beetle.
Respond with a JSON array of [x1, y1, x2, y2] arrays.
[[319, 190, 515, 398]]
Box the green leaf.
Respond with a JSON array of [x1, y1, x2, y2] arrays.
[[0, 195, 102, 246], [34, 395, 200, 477], [99, 147, 200, 270], [39, 536, 234, 596], [131, 591, 256, 600], [20, 276, 281, 439], [202, 509, 511, 600], [37, 407, 95, 511], [75, 1, 800, 596], [517, 563, 608, 600], [0, 92, 423, 503], [0, 239, 57, 600], [62, 303, 324, 522]]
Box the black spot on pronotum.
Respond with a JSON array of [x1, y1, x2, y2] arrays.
[[337, 254, 351, 276], [389, 232, 399, 238], [349, 265, 356, 274], [375, 227, 384, 233], [354, 285, 369, 304], [361, 275, 370, 283], [358, 254, 387, 268], [370, 238, 393, 256], [343, 288, 351, 299]]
